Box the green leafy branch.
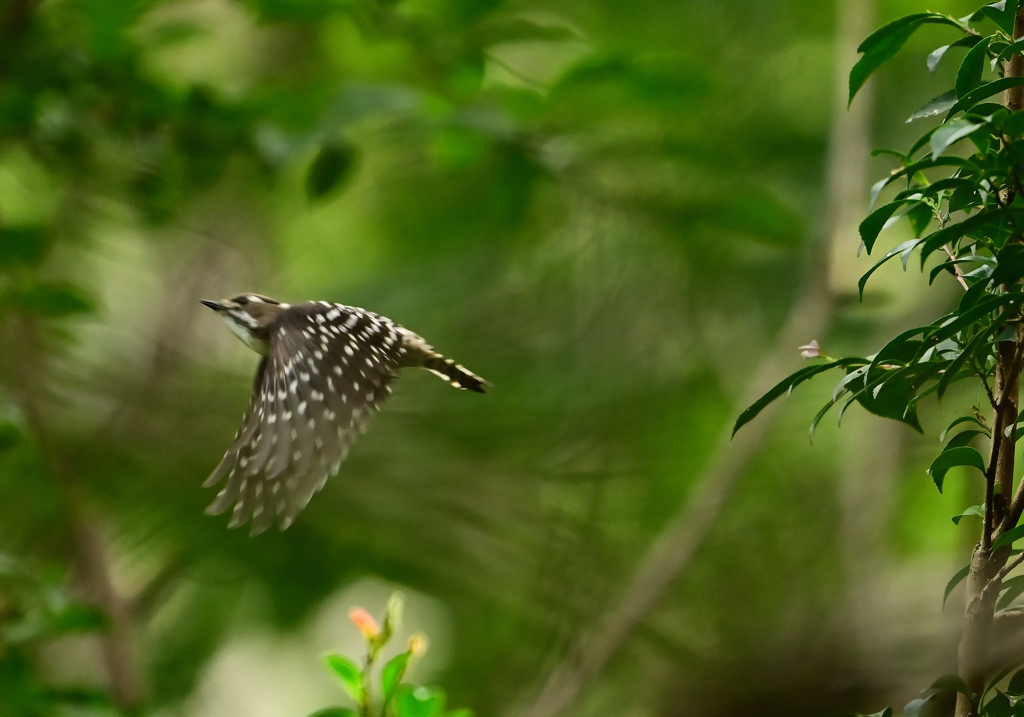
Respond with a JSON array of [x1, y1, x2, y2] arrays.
[[737, 1, 1024, 715]]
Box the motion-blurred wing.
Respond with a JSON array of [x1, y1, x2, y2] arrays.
[[204, 302, 403, 534]]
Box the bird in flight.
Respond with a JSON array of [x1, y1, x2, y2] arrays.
[[201, 294, 488, 535]]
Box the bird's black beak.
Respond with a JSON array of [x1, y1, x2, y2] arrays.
[[201, 299, 225, 312]]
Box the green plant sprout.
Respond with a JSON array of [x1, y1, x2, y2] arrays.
[[309, 593, 470, 717]]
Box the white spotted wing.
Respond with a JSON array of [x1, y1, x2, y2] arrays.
[[204, 302, 405, 534]]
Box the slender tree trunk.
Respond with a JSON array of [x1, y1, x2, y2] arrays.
[[952, 10, 1024, 716], [955, 546, 1008, 717], [73, 517, 146, 710]]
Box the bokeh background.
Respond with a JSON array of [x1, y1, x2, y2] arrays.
[[0, 0, 1002, 715]]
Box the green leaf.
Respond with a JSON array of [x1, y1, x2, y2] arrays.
[[892, 176, 972, 202], [850, 366, 924, 432], [969, 122, 997, 154], [850, 13, 966, 104], [306, 143, 358, 200], [949, 184, 979, 213], [995, 38, 1024, 67], [944, 564, 971, 609], [395, 686, 446, 717], [859, 201, 912, 253], [7, 283, 94, 317], [915, 365, 968, 403], [982, 691, 1013, 717], [324, 654, 364, 702], [931, 674, 971, 695], [931, 118, 986, 159], [910, 128, 942, 158], [952, 504, 985, 525], [1003, 109, 1024, 138], [809, 394, 842, 439], [381, 652, 410, 704], [928, 35, 985, 72], [928, 446, 986, 492], [930, 257, 977, 284], [833, 365, 870, 401], [994, 523, 1024, 549], [945, 430, 986, 449], [927, 292, 1024, 343], [444, 711, 474, 717], [960, 273, 993, 313], [907, 202, 933, 237], [858, 239, 925, 299], [381, 592, 404, 646], [867, 327, 928, 380], [907, 90, 958, 122], [905, 698, 934, 717], [936, 331, 987, 399], [915, 357, 953, 388], [991, 243, 1024, 286], [975, 0, 1019, 34], [868, 155, 973, 211], [919, 210, 1007, 266], [0, 227, 50, 268], [985, 660, 1024, 699], [1007, 668, 1024, 695], [956, 37, 992, 99], [997, 575, 1024, 610], [946, 77, 1024, 117], [732, 359, 867, 436]]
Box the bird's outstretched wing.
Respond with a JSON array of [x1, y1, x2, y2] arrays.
[[203, 302, 404, 534]]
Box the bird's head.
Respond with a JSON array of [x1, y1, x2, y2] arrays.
[[201, 294, 287, 354]]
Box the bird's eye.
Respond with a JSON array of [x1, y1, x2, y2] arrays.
[[235, 296, 249, 306]]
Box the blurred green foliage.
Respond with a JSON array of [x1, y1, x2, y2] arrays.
[[0, 0, 997, 715]]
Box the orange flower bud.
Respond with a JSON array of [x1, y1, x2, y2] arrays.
[[407, 632, 428, 658], [349, 607, 381, 640]]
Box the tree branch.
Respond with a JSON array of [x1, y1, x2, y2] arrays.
[[943, 245, 971, 292], [3, 315, 146, 710]]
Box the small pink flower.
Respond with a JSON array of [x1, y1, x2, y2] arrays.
[[798, 340, 821, 359], [349, 607, 381, 640]]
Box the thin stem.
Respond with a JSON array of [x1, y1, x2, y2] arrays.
[[986, 447, 1000, 550], [943, 244, 971, 291], [978, 551, 1024, 618], [1000, 342, 1024, 408], [993, 552, 1024, 592], [361, 649, 376, 717], [978, 362, 998, 411], [999, 331, 1024, 534]]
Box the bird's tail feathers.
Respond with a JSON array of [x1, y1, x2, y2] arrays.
[[422, 354, 489, 393]]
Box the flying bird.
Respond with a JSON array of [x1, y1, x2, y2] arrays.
[[201, 294, 488, 535]]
